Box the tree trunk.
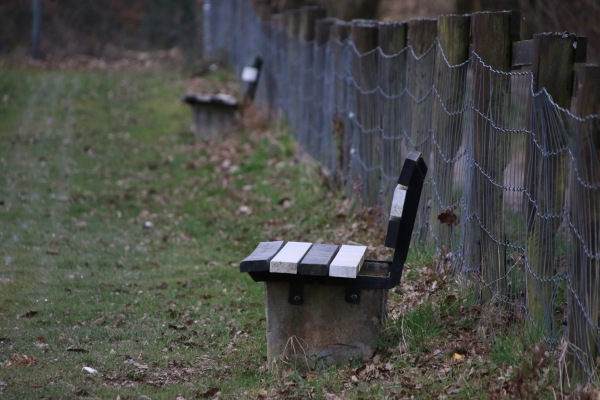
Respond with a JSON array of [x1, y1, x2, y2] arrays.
[[32, 0, 42, 59]]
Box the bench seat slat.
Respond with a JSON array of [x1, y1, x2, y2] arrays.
[[329, 245, 367, 278], [240, 241, 285, 272], [270, 242, 312, 274], [298, 244, 339, 276]]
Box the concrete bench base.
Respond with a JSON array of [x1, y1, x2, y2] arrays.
[[265, 281, 387, 369], [183, 94, 239, 140]]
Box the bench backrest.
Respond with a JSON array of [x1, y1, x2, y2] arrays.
[[384, 151, 427, 280], [242, 56, 263, 101]]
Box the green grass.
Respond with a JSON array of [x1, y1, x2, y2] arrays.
[[0, 67, 296, 398], [0, 65, 587, 399]]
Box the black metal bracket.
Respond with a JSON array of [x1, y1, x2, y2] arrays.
[[345, 285, 361, 304], [288, 278, 304, 305], [286, 280, 361, 305]]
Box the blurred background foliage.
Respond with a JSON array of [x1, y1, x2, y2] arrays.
[[0, 0, 202, 60], [0, 0, 598, 64]]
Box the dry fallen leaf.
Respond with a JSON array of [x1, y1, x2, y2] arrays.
[[66, 346, 88, 353], [143, 220, 154, 229], [305, 372, 319, 380], [278, 197, 293, 208], [34, 336, 48, 349], [73, 219, 87, 229], [438, 210, 460, 226], [124, 358, 149, 369], [7, 354, 37, 367], [19, 310, 38, 319], [200, 387, 220, 398], [237, 205, 252, 215]]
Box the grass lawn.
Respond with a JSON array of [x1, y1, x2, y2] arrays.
[[0, 62, 594, 399]]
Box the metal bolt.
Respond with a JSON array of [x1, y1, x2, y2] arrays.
[[293, 295, 301, 303], [350, 294, 358, 301]]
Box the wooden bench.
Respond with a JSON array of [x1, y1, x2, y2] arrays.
[[183, 57, 263, 139], [240, 151, 427, 367], [183, 93, 239, 139]]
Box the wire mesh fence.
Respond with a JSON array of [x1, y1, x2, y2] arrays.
[[205, 0, 599, 385]]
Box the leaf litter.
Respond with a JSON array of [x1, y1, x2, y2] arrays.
[[6, 354, 37, 367]]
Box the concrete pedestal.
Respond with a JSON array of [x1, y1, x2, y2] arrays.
[[183, 93, 238, 139], [265, 281, 387, 369]]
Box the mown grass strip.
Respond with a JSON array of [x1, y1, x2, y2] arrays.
[[0, 67, 329, 398]]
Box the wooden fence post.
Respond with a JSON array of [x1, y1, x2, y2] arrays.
[[284, 9, 302, 134], [407, 18, 437, 56], [407, 18, 437, 144], [300, 6, 326, 41], [567, 62, 599, 382], [314, 17, 336, 174], [526, 32, 578, 336], [330, 20, 352, 188], [230, 0, 241, 66], [270, 13, 286, 114], [378, 21, 408, 215], [351, 19, 379, 206], [254, 0, 271, 18], [431, 14, 471, 254], [378, 22, 407, 55], [32, 0, 42, 60], [468, 11, 517, 302], [298, 6, 326, 157], [407, 18, 437, 241], [255, 3, 273, 113]]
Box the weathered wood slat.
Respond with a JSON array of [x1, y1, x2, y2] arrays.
[[510, 37, 587, 68], [567, 63, 598, 380], [300, 6, 325, 41], [389, 184, 407, 219], [270, 242, 312, 274], [526, 32, 578, 334], [298, 243, 339, 276], [329, 245, 367, 278], [240, 241, 285, 272], [574, 36, 587, 63], [431, 14, 471, 251], [351, 19, 380, 206], [469, 11, 514, 301], [512, 39, 532, 67]]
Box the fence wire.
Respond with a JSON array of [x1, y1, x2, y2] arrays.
[[206, 0, 600, 385]]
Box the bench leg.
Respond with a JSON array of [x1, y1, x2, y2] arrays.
[[265, 281, 387, 369]]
